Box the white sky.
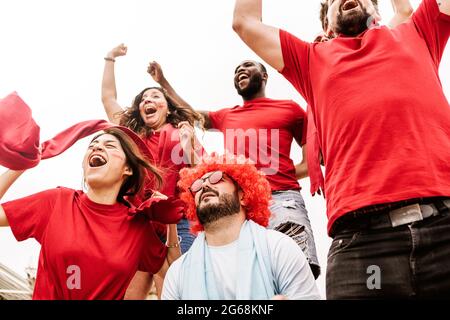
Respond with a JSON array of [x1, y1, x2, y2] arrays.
[[0, 0, 448, 299]]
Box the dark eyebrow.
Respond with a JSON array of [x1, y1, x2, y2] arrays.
[[234, 61, 255, 74], [89, 139, 118, 144]]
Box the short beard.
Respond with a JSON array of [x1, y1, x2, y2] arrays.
[[335, 1, 372, 36], [196, 192, 241, 226], [235, 73, 264, 100]]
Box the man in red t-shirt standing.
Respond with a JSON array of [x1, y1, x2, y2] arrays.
[[200, 60, 320, 278], [232, 0, 450, 298], [153, 59, 320, 278]]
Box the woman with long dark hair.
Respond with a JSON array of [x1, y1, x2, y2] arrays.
[[101, 44, 204, 297], [0, 122, 181, 299]]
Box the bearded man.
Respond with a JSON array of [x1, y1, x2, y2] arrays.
[[232, 0, 450, 298], [161, 153, 320, 300]]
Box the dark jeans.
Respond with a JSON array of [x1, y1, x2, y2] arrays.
[[326, 202, 450, 299]]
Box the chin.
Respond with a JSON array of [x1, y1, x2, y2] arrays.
[[199, 198, 217, 208]]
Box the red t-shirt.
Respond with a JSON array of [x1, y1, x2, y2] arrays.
[[280, 0, 450, 234], [144, 124, 188, 197], [208, 97, 306, 191], [3, 187, 167, 300]]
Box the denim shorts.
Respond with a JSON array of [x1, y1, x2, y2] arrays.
[[269, 190, 320, 275]]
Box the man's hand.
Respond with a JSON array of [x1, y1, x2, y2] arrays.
[[107, 43, 128, 59], [148, 61, 165, 84]]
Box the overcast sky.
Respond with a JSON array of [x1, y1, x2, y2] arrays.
[[0, 0, 448, 299]]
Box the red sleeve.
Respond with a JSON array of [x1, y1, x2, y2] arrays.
[[138, 222, 168, 274], [2, 188, 59, 243], [208, 108, 229, 130], [279, 29, 314, 105], [290, 101, 307, 146], [412, 0, 450, 66]]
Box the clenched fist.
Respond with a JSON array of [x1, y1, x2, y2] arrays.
[[106, 43, 128, 59], [147, 61, 165, 84]]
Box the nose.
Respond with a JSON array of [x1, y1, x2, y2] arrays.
[[92, 143, 104, 151], [236, 65, 245, 74]]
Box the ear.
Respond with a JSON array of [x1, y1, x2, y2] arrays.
[[326, 26, 334, 38], [373, 12, 381, 24], [238, 189, 245, 206], [263, 72, 268, 82], [123, 166, 133, 177]]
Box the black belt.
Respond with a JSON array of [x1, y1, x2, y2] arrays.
[[330, 197, 450, 238]]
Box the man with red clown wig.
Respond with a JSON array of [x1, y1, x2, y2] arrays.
[[162, 153, 320, 300]]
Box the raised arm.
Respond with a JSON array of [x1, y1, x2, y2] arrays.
[[439, 0, 450, 14], [0, 170, 25, 226], [232, 0, 285, 71], [147, 61, 208, 132], [389, 0, 414, 28], [101, 44, 127, 124]]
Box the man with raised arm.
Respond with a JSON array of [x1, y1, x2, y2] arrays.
[[150, 59, 321, 279], [232, 0, 450, 298]]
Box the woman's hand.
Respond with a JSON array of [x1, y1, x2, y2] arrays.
[[152, 191, 168, 200], [178, 121, 195, 148], [178, 121, 202, 166], [106, 43, 128, 60]]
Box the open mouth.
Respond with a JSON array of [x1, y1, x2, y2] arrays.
[[236, 73, 249, 84], [89, 154, 107, 168], [144, 105, 157, 115], [341, 0, 359, 11]]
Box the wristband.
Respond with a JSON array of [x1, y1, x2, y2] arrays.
[[166, 236, 182, 248], [104, 57, 115, 62]]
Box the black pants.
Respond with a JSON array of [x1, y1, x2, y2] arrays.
[[326, 204, 450, 299]]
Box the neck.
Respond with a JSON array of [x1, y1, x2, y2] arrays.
[[204, 211, 246, 246], [86, 186, 120, 205], [151, 121, 167, 132], [242, 90, 266, 102]]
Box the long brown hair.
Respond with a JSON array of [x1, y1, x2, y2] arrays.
[[119, 87, 203, 137], [90, 128, 162, 203]]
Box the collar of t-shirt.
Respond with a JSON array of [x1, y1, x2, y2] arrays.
[[79, 191, 129, 217]]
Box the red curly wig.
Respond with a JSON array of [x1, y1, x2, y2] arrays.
[[178, 153, 272, 234]]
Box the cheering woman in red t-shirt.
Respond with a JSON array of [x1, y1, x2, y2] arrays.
[[101, 44, 204, 298], [0, 126, 181, 299]]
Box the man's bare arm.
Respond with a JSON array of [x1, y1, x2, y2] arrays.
[[389, 0, 414, 28], [295, 146, 308, 180], [232, 0, 285, 72], [148, 61, 193, 108], [437, 0, 450, 15]]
